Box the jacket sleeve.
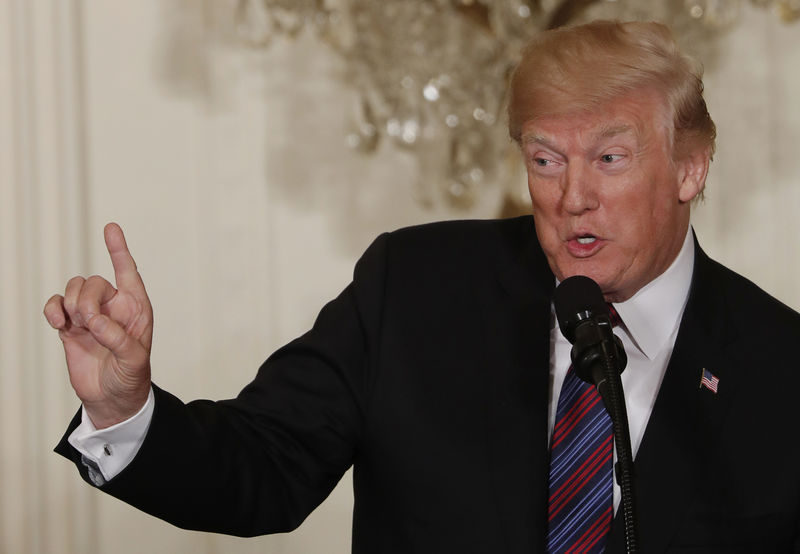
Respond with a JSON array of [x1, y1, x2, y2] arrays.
[[55, 232, 392, 537]]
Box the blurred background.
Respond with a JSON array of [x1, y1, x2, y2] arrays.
[[1, 1, 798, 552]]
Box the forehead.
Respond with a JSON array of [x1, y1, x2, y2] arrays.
[[520, 91, 670, 148]]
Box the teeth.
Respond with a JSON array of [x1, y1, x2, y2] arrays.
[[577, 236, 596, 244]]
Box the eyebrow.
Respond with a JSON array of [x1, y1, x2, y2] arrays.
[[597, 124, 634, 139], [521, 134, 555, 148], [521, 123, 636, 148]]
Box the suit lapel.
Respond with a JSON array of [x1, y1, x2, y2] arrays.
[[485, 217, 554, 554], [482, 222, 747, 553], [606, 244, 743, 553]]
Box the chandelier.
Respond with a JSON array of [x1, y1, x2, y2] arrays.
[[235, 0, 799, 215]]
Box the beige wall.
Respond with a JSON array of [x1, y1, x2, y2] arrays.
[[2, 1, 798, 553]]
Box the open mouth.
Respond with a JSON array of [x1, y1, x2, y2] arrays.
[[567, 234, 603, 257]]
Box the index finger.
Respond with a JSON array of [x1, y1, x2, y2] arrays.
[[104, 223, 146, 293]]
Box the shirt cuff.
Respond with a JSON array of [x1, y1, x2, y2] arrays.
[[67, 387, 155, 485]]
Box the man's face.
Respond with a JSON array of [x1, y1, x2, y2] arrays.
[[521, 90, 707, 302]]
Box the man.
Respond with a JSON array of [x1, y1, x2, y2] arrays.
[[45, 21, 800, 553]]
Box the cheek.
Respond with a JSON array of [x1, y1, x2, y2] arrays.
[[526, 173, 537, 198], [528, 177, 558, 211], [611, 196, 673, 255], [608, 175, 663, 217]]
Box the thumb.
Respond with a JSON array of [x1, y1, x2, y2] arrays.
[[87, 314, 149, 370]]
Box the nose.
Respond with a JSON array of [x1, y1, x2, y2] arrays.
[[561, 162, 599, 214]]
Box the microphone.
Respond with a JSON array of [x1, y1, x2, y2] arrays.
[[553, 275, 639, 553], [553, 275, 627, 399]]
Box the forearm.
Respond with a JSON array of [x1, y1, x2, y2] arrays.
[[55, 232, 389, 537]]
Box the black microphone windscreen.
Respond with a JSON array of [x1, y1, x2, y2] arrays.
[[553, 275, 609, 343]]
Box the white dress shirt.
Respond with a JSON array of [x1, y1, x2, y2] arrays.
[[68, 388, 154, 485], [548, 227, 695, 511], [70, 228, 696, 488]]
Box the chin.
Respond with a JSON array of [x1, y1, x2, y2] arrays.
[[556, 266, 620, 300], [556, 260, 609, 285]]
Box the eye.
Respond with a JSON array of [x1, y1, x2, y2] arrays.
[[600, 153, 623, 163], [526, 150, 562, 173]]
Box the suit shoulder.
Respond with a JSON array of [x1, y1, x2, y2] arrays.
[[703, 255, 800, 337], [383, 216, 536, 259], [351, 216, 546, 298]]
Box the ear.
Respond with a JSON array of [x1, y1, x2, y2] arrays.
[[677, 147, 711, 203]]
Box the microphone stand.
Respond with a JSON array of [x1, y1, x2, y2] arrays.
[[554, 275, 640, 553], [599, 340, 639, 554], [573, 323, 639, 554]]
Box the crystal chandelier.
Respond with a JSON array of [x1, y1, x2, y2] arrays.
[[235, 0, 799, 215]]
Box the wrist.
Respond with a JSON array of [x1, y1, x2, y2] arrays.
[[83, 388, 150, 429]]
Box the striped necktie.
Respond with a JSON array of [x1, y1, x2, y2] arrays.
[[546, 304, 621, 553]]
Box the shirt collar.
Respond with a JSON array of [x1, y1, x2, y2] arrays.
[[611, 227, 695, 360]]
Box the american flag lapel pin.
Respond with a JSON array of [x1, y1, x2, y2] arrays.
[[699, 368, 720, 394]]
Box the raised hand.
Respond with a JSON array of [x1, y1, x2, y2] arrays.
[[44, 223, 153, 429]]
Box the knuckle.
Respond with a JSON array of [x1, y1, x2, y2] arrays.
[[66, 275, 85, 290], [79, 276, 107, 306], [77, 296, 97, 315], [63, 277, 84, 310], [63, 294, 78, 313], [43, 296, 65, 325], [85, 274, 107, 287]]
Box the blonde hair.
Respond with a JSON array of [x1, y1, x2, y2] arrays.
[[508, 20, 716, 160]]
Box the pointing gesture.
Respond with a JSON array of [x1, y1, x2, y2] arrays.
[[44, 223, 153, 429]]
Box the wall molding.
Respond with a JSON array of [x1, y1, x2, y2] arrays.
[[0, 0, 95, 552]]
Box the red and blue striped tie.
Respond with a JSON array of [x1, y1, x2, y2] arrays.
[[546, 304, 621, 553]]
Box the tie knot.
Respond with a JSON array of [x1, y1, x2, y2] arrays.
[[607, 303, 622, 328]]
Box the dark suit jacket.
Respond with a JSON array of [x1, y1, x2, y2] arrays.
[[57, 216, 800, 553]]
